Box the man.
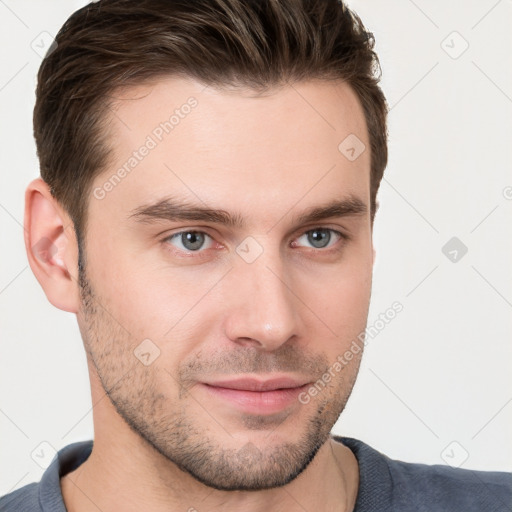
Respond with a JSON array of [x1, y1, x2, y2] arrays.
[[1, 0, 510, 511]]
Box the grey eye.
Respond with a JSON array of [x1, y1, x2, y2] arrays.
[[306, 228, 332, 248], [181, 231, 206, 251], [168, 231, 212, 251]]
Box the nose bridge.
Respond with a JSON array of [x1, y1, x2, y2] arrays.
[[224, 245, 298, 350]]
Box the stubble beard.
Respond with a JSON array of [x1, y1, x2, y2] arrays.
[[78, 267, 361, 491]]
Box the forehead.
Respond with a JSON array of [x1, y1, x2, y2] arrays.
[[92, 77, 370, 224]]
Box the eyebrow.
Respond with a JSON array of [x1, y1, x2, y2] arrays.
[[129, 197, 245, 227], [295, 196, 367, 225], [129, 194, 367, 228]]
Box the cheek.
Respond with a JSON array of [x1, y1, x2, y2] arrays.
[[85, 246, 225, 372], [332, 268, 372, 323], [300, 250, 372, 335], [311, 282, 370, 360]]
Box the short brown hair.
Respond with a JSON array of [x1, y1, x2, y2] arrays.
[[34, 0, 388, 237]]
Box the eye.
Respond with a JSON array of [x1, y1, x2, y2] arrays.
[[293, 228, 342, 249], [166, 231, 214, 252]]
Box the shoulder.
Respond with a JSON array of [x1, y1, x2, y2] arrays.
[[0, 441, 93, 512], [0, 482, 40, 511], [337, 436, 512, 512], [387, 456, 512, 510]]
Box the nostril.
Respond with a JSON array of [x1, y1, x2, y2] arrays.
[[234, 337, 264, 348]]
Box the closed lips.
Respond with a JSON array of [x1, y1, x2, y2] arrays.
[[201, 377, 311, 392]]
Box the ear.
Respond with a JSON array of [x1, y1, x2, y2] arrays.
[[24, 178, 80, 313]]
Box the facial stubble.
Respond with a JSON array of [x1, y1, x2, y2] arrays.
[[78, 266, 362, 491]]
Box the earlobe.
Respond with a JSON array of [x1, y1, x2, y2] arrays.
[[24, 178, 80, 313]]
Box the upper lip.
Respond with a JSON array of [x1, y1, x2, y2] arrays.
[[201, 376, 311, 392]]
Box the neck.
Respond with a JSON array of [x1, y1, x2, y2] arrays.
[[61, 374, 359, 512], [62, 436, 358, 512]]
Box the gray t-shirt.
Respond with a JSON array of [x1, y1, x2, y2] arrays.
[[1, 436, 511, 511]]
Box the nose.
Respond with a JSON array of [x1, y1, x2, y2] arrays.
[[223, 253, 299, 351]]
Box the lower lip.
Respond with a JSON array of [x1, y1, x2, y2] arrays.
[[199, 383, 310, 415]]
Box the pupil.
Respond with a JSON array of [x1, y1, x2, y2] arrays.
[[308, 229, 330, 248], [182, 231, 204, 251]]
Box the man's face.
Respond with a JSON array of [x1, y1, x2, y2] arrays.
[[79, 77, 373, 490]]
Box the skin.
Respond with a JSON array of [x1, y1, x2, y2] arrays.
[[25, 77, 374, 511]]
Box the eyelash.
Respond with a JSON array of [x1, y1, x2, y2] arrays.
[[162, 227, 348, 257]]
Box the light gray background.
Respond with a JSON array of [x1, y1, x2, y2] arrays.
[[1, 0, 511, 495]]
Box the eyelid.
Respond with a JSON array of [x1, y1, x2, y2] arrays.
[[291, 227, 346, 249], [294, 224, 350, 241], [157, 225, 218, 239], [162, 229, 219, 254], [160, 225, 349, 256]]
